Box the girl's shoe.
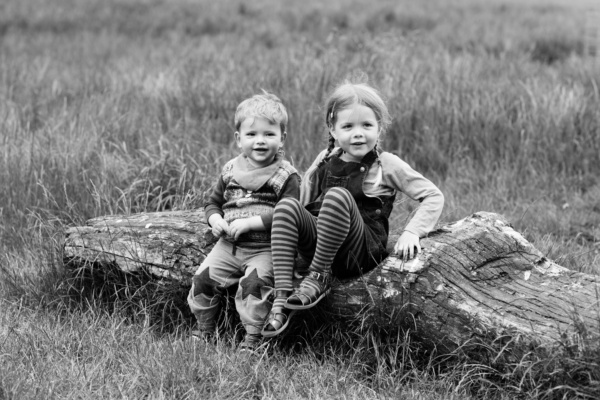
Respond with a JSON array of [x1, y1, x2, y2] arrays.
[[261, 307, 297, 337], [262, 290, 296, 337], [285, 271, 331, 310]]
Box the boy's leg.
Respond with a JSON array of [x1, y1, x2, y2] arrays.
[[187, 239, 242, 334], [287, 187, 369, 309], [235, 247, 274, 348]]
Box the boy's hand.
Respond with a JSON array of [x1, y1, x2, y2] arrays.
[[228, 219, 252, 240], [394, 231, 421, 261], [211, 219, 230, 238]]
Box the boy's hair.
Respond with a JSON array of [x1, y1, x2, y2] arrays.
[[234, 90, 288, 133], [324, 81, 391, 134]]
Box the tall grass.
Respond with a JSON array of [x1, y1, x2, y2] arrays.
[[1, 0, 599, 398]]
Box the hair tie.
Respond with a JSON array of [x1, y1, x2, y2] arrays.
[[329, 102, 336, 123]]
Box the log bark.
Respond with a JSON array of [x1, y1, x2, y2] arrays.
[[63, 210, 600, 349]]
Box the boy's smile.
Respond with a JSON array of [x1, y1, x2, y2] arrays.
[[330, 103, 380, 163], [235, 117, 285, 168]]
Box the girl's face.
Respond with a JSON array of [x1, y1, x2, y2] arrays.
[[330, 103, 380, 163]]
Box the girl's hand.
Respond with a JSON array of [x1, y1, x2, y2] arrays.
[[394, 231, 421, 261], [228, 219, 252, 240], [211, 219, 230, 238]]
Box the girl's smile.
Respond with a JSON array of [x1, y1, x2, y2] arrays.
[[330, 103, 380, 163]]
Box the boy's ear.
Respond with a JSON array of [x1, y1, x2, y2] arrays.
[[234, 131, 241, 148]]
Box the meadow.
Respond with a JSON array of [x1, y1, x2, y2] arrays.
[[1, 0, 599, 398]]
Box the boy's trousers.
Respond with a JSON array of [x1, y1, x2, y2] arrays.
[[187, 238, 274, 335]]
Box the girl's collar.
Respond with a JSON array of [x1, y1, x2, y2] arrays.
[[333, 148, 378, 165]]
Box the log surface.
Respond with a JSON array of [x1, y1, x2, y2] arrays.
[[63, 211, 600, 348]]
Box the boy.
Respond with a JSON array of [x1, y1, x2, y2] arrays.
[[188, 91, 300, 351]]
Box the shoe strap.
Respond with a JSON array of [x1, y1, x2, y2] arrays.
[[308, 270, 330, 284], [275, 289, 292, 298]]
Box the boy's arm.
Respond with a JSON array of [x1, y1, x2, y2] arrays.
[[204, 176, 229, 237], [258, 173, 301, 229], [229, 174, 301, 240], [204, 176, 226, 224]]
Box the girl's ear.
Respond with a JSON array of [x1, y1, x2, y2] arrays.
[[329, 126, 337, 140], [281, 131, 287, 143], [234, 131, 242, 148]]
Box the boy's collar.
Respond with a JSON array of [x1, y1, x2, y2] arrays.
[[231, 153, 282, 191]]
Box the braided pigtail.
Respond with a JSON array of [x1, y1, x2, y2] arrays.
[[317, 133, 336, 168], [373, 142, 382, 167]]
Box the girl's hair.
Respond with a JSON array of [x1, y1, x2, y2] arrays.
[[324, 81, 391, 134], [234, 90, 288, 133], [319, 80, 391, 164]]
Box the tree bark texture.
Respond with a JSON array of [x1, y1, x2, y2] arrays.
[[63, 210, 600, 349]]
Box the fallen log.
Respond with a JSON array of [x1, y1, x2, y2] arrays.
[[63, 210, 600, 349]]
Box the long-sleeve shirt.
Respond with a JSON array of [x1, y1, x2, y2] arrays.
[[300, 149, 444, 237]]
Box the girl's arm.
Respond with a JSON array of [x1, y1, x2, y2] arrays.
[[300, 149, 331, 205], [379, 152, 444, 257]]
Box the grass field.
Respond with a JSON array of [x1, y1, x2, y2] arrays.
[[1, 0, 599, 398]]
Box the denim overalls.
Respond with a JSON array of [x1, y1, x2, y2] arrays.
[[306, 149, 395, 278]]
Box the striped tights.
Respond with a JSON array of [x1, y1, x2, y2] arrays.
[[271, 187, 368, 308]]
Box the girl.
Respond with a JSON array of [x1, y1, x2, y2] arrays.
[[261, 81, 444, 337]]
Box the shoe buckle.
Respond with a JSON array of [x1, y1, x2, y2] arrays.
[[309, 271, 329, 284]]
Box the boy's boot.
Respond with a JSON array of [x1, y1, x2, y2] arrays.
[[187, 280, 221, 340], [239, 332, 263, 353]]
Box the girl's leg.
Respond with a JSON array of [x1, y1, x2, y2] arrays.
[[287, 187, 368, 310], [271, 197, 318, 301], [262, 198, 317, 336]]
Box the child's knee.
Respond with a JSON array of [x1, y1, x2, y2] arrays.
[[239, 270, 274, 301], [192, 268, 223, 298], [322, 187, 353, 206], [275, 197, 302, 213], [324, 187, 351, 198]]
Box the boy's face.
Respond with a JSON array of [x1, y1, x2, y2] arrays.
[[235, 116, 285, 168]]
